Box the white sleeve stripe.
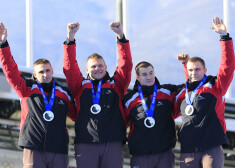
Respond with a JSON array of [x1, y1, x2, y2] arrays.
[[31, 84, 38, 90], [204, 83, 212, 89], [125, 93, 139, 109], [30, 84, 71, 101], [159, 88, 171, 96], [55, 86, 71, 101], [82, 80, 90, 85], [176, 89, 184, 102]]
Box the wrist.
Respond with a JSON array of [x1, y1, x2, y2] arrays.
[[0, 39, 6, 44], [219, 31, 227, 36], [66, 38, 71, 44], [67, 33, 75, 41], [117, 33, 124, 39]]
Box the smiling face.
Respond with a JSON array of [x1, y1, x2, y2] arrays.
[[187, 61, 207, 82], [86, 58, 107, 80], [33, 63, 54, 83], [136, 66, 155, 86]]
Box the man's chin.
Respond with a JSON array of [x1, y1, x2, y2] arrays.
[[42, 80, 52, 83], [146, 82, 154, 86], [191, 79, 200, 82], [92, 75, 105, 80]]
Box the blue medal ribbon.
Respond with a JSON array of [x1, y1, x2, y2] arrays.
[[185, 75, 207, 105], [138, 84, 158, 117], [37, 79, 56, 111], [90, 79, 103, 105]]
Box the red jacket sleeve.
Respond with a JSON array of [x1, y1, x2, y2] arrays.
[[66, 95, 77, 122], [63, 43, 84, 98], [114, 42, 133, 96], [216, 40, 235, 95], [183, 63, 188, 82], [0, 45, 29, 98]]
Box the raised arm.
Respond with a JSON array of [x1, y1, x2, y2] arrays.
[[64, 88, 77, 122], [177, 53, 189, 82], [110, 22, 133, 95], [0, 22, 29, 98], [63, 22, 83, 97], [210, 17, 235, 95]]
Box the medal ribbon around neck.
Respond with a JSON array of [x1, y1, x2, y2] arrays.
[[37, 79, 56, 121], [91, 79, 103, 105], [138, 84, 158, 118], [185, 75, 207, 105]]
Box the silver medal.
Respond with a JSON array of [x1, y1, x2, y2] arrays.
[[90, 104, 101, 114], [43, 111, 54, 122], [185, 105, 194, 116], [144, 117, 155, 128]]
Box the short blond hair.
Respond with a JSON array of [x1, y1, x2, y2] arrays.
[[34, 59, 52, 67], [188, 57, 206, 68]]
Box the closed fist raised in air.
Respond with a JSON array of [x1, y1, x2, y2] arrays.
[[0, 22, 7, 44], [67, 22, 80, 41], [177, 53, 190, 64], [109, 22, 124, 39]]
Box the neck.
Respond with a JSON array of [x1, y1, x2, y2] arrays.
[[41, 80, 54, 93]]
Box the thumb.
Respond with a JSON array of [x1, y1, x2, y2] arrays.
[[209, 26, 216, 31]]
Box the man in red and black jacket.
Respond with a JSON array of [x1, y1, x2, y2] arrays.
[[63, 21, 133, 168], [0, 22, 77, 168], [123, 61, 185, 168], [175, 17, 235, 168]]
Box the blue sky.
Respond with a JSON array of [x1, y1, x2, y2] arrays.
[[1, 0, 235, 96]]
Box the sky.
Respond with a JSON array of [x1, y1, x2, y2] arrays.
[[0, 0, 235, 97]]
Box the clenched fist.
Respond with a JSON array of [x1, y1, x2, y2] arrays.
[[177, 53, 190, 64], [0, 22, 7, 44], [67, 22, 80, 41], [109, 22, 124, 39]]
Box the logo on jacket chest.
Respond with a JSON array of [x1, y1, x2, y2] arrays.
[[58, 100, 64, 105], [197, 95, 205, 101], [135, 99, 163, 120], [105, 89, 112, 95]]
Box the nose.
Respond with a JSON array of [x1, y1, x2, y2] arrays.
[[43, 72, 48, 77], [147, 74, 152, 79], [192, 70, 196, 75], [94, 65, 99, 70]]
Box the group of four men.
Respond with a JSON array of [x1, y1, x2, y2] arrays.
[[0, 16, 234, 168]]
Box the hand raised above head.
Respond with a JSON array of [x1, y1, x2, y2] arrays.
[[177, 53, 190, 64], [209, 16, 227, 36], [0, 22, 7, 44], [67, 22, 80, 41], [109, 21, 124, 39]]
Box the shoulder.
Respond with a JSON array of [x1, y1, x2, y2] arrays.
[[55, 82, 74, 99], [160, 83, 185, 93], [123, 90, 138, 107]]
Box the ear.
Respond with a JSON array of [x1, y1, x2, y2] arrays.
[[204, 67, 207, 74], [104, 65, 107, 71], [86, 67, 89, 73], [136, 74, 139, 81], [33, 72, 37, 78]]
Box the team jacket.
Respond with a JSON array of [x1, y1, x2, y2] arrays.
[[123, 79, 184, 156], [0, 41, 77, 154], [63, 39, 133, 144], [174, 36, 235, 153]]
